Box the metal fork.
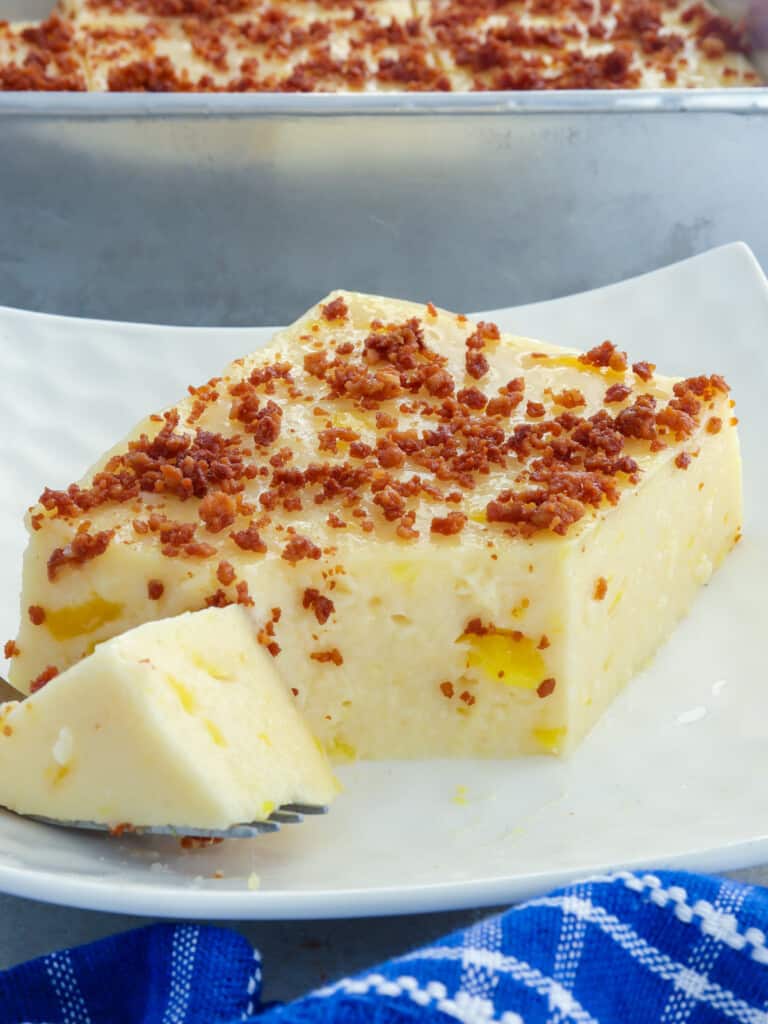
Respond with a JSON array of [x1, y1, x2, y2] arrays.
[[20, 803, 329, 838], [0, 675, 328, 839]]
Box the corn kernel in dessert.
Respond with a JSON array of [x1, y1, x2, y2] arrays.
[[9, 290, 741, 759], [0, 606, 337, 829]]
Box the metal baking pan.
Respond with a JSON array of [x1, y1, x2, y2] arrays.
[[0, 0, 766, 326]]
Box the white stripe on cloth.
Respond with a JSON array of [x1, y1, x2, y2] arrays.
[[44, 950, 92, 1024], [313, 971, 530, 1024], [575, 871, 768, 963], [660, 881, 748, 1024], [520, 896, 768, 1024], [162, 926, 199, 1024], [392, 947, 600, 1024], [462, 916, 504, 1003], [549, 882, 592, 1024]]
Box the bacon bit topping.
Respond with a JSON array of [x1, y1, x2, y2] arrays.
[[47, 528, 114, 581], [593, 576, 608, 600], [537, 635, 550, 650], [291, 687, 299, 696], [466, 349, 490, 380], [282, 535, 322, 564], [526, 401, 546, 419], [615, 393, 657, 440], [183, 541, 217, 559], [205, 588, 230, 608], [109, 822, 135, 838], [604, 383, 632, 404], [30, 665, 58, 693], [302, 587, 335, 625], [426, 302, 438, 317], [459, 689, 476, 706], [486, 394, 520, 417], [236, 580, 254, 606], [675, 452, 692, 469], [632, 361, 655, 382], [180, 836, 224, 850], [457, 387, 487, 410], [552, 388, 586, 409], [376, 412, 397, 430], [310, 648, 343, 666], [147, 579, 164, 600], [216, 560, 236, 586], [536, 678, 556, 699], [28, 605, 46, 626], [230, 524, 267, 553], [327, 512, 347, 529], [321, 296, 349, 322], [304, 350, 330, 380], [580, 340, 628, 372], [439, 681, 454, 698], [3, 640, 19, 659], [706, 416, 723, 434], [431, 511, 467, 536], [199, 490, 236, 533]]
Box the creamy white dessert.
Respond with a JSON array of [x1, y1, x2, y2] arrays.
[[7, 290, 741, 758], [0, 606, 337, 828]]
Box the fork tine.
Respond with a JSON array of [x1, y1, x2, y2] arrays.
[[279, 803, 329, 815]]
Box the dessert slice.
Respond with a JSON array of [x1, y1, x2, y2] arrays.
[[0, 605, 337, 829], [7, 291, 741, 759]]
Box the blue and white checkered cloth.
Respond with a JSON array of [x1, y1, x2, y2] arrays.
[[2, 870, 768, 1024]]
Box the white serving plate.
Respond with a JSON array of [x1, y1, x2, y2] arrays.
[[0, 243, 765, 920]]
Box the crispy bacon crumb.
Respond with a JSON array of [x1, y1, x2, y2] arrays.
[[593, 576, 608, 600], [632, 361, 655, 382], [553, 388, 586, 409], [310, 648, 343, 666], [230, 524, 267, 553], [526, 400, 546, 419], [217, 560, 236, 585], [3, 640, 19, 659], [675, 451, 692, 469], [706, 416, 723, 434], [47, 528, 114, 581], [302, 587, 335, 625], [321, 296, 349, 322], [459, 689, 476, 706], [440, 681, 454, 698], [180, 836, 224, 850], [431, 511, 467, 536], [199, 491, 236, 533], [147, 579, 164, 600], [282, 535, 322, 564], [30, 665, 58, 693], [580, 340, 628, 372], [537, 635, 551, 650], [604, 383, 632, 404], [28, 605, 46, 626], [536, 677, 556, 699]]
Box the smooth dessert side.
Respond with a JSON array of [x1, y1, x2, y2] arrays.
[[0, 606, 338, 829], [7, 290, 742, 764], [0, 0, 760, 92]]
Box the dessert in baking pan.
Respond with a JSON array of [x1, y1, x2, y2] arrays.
[[0, 0, 760, 91], [7, 291, 742, 761]]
